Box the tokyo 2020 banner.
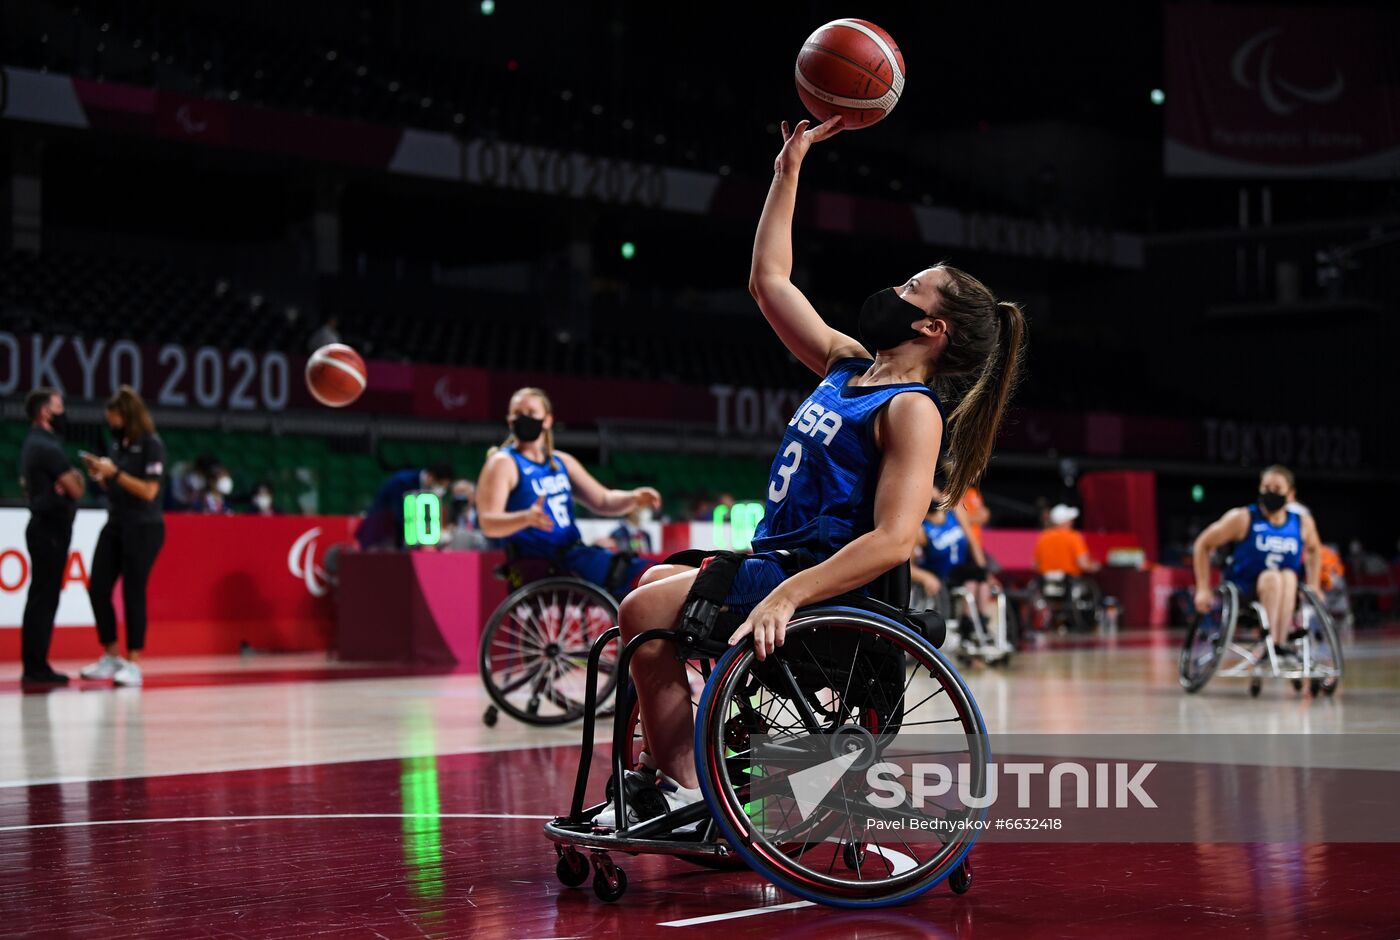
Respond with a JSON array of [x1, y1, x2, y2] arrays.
[[1165, 5, 1400, 178]]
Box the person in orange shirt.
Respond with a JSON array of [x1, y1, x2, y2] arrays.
[[1034, 504, 1101, 577], [960, 485, 990, 552], [1318, 543, 1344, 593]]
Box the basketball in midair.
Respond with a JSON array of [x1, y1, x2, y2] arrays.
[[305, 343, 367, 407], [795, 19, 905, 129]]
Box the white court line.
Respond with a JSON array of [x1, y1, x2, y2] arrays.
[[0, 737, 585, 790], [659, 900, 816, 927], [0, 812, 552, 833]]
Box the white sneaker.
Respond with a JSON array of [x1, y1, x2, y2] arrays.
[[594, 772, 702, 830], [80, 654, 126, 680], [112, 661, 143, 687]]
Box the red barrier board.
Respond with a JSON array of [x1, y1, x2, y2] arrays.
[[0, 511, 359, 661]]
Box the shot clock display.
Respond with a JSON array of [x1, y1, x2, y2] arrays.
[[403, 491, 443, 547]]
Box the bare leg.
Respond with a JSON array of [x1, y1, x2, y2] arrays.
[[627, 564, 693, 765], [975, 581, 997, 621], [618, 568, 700, 788], [1256, 570, 1284, 646], [1274, 569, 1299, 646], [638, 564, 692, 588]]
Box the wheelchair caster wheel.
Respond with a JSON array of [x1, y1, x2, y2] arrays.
[[593, 865, 627, 902], [950, 859, 973, 895], [483, 705, 498, 728], [1292, 679, 1303, 693], [1323, 680, 1338, 697], [556, 850, 589, 888], [1310, 678, 1323, 697], [842, 842, 866, 870], [1249, 678, 1262, 698]]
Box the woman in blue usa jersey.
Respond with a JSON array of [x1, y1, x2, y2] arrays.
[[476, 386, 661, 595], [1192, 464, 1322, 652], [603, 115, 1025, 817]]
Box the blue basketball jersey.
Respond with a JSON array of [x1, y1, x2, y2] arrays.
[[919, 514, 968, 579], [1228, 505, 1304, 588], [501, 446, 582, 557], [751, 358, 941, 558]]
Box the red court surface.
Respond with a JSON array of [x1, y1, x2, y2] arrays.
[[3, 745, 1399, 938], [5, 641, 1400, 939]]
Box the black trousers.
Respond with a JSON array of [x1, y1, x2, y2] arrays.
[[88, 521, 165, 652], [21, 519, 73, 673]]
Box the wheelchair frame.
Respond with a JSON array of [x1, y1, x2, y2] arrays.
[[480, 562, 623, 728], [542, 598, 986, 907], [1028, 572, 1102, 634], [1180, 582, 1343, 697], [947, 584, 1014, 666]]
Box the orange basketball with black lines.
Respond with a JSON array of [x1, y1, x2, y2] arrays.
[[305, 343, 367, 407], [795, 19, 905, 129]]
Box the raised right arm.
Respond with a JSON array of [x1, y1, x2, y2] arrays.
[[749, 117, 866, 376]]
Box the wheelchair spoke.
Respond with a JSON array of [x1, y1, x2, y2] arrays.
[[508, 610, 550, 652], [493, 618, 546, 652], [494, 662, 547, 696], [899, 685, 949, 716]]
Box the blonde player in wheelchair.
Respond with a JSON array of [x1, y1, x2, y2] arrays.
[[543, 116, 1025, 907], [1182, 464, 1342, 697], [910, 487, 1013, 664], [474, 385, 663, 726]]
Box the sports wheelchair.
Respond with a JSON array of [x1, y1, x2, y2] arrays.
[[543, 563, 990, 908], [1026, 571, 1102, 634], [1179, 581, 1343, 698], [912, 580, 1015, 666], [480, 552, 639, 727]]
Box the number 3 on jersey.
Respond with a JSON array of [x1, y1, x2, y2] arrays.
[[768, 442, 803, 503]]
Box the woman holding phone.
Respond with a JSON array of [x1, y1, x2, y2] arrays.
[[79, 386, 167, 687]]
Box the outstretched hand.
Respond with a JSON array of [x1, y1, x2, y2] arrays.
[[526, 495, 556, 531], [775, 116, 843, 177]]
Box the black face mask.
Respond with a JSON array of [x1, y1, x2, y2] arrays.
[[858, 288, 927, 353], [1258, 491, 1287, 513], [511, 415, 545, 443], [48, 412, 68, 438]]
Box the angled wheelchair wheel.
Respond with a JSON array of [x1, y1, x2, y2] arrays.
[[694, 605, 990, 908], [1295, 585, 1343, 696], [1179, 584, 1238, 693], [479, 577, 620, 726]]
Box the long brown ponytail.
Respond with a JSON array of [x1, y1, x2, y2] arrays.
[[930, 267, 1025, 509]]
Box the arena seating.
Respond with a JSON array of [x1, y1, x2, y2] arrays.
[[0, 1, 998, 209], [0, 249, 804, 388]]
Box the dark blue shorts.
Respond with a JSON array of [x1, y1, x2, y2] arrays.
[[558, 544, 652, 597], [722, 552, 791, 617]]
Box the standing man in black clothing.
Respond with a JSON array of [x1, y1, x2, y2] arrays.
[[18, 387, 84, 685]]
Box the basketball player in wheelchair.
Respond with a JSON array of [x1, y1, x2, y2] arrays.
[[543, 115, 1025, 906], [1182, 464, 1342, 696], [909, 488, 1014, 664], [474, 385, 663, 726]]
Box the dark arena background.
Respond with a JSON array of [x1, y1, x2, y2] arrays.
[[1, 2, 1399, 937]]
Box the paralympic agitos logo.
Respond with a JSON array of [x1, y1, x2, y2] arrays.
[[1231, 26, 1345, 117], [288, 527, 330, 598]]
